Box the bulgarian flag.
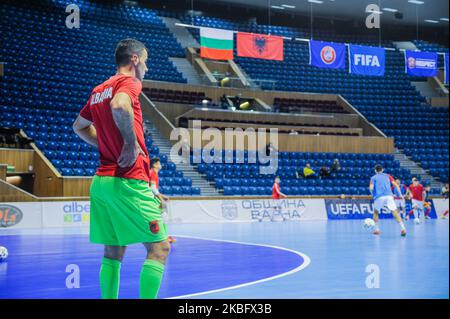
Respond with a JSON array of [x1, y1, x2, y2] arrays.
[[200, 27, 234, 60]]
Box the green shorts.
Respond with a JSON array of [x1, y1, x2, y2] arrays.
[[90, 175, 167, 246]]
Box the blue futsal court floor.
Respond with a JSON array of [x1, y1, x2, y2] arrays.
[[0, 220, 448, 299]]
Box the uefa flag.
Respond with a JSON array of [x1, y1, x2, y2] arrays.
[[237, 32, 284, 61], [309, 40, 346, 69]]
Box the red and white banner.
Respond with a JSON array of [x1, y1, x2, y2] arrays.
[[237, 32, 283, 61]]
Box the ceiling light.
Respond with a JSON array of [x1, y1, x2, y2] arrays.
[[408, 0, 425, 5], [308, 0, 324, 4], [382, 8, 398, 12], [281, 4, 296, 9], [424, 19, 439, 23]]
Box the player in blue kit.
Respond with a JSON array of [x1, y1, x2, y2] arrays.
[[369, 165, 407, 237]]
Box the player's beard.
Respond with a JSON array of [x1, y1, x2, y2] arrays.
[[135, 64, 145, 82]]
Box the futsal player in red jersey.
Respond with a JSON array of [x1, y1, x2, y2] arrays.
[[406, 178, 426, 222], [271, 176, 287, 222]]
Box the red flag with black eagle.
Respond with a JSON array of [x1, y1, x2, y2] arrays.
[[237, 32, 284, 61]]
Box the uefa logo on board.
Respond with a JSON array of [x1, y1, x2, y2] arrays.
[[408, 57, 416, 69], [321, 46, 336, 64]]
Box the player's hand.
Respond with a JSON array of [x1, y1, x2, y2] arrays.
[[118, 141, 145, 168]]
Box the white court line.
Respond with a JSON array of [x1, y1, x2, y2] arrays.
[[167, 234, 311, 299]]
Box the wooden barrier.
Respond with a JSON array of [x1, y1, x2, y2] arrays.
[[186, 128, 394, 153], [0, 164, 7, 181], [63, 177, 92, 197], [0, 148, 34, 172], [176, 108, 360, 129], [188, 120, 363, 136], [0, 62, 4, 77], [0, 179, 37, 202], [430, 97, 449, 107]]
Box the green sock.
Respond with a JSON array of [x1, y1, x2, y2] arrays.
[[139, 259, 165, 299], [100, 257, 121, 299]]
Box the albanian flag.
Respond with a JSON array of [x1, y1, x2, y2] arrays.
[[237, 32, 283, 61]]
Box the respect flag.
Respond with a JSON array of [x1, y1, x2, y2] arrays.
[[405, 50, 438, 77], [349, 45, 385, 76], [237, 32, 284, 61], [309, 40, 346, 69], [200, 27, 234, 60]]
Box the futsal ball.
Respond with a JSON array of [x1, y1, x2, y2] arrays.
[[363, 218, 376, 230], [414, 218, 421, 225], [0, 246, 8, 262]]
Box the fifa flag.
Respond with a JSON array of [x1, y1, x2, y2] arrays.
[[200, 27, 234, 60], [349, 45, 385, 76], [405, 50, 438, 77], [444, 53, 449, 85], [237, 32, 284, 61], [309, 40, 346, 69]]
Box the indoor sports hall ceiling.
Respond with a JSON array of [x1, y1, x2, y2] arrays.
[[205, 0, 449, 27]]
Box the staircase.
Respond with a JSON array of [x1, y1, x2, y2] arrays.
[[143, 121, 221, 197], [160, 17, 199, 49], [393, 148, 443, 189], [169, 57, 203, 85]]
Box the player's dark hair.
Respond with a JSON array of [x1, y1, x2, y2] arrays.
[[115, 39, 147, 67], [150, 157, 160, 168], [375, 164, 383, 172]]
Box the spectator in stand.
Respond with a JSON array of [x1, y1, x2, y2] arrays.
[[303, 163, 316, 179], [319, 166, 330, 179], [289, 129, 299, 136], [331, 159, 341, 173]]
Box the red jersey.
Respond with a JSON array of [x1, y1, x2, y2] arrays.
[[409, 184, 425, 201], [272, 183, 281, 200], [149, 169, 159, 189], [79, 74, 150, 182]]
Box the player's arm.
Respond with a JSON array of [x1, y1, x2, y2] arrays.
[[73, 116, 98, 147], [390, 177, 403, 199], [369, 180, 374, 196], [150, 180, 169, 202], [110, 92, 144, 167]]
